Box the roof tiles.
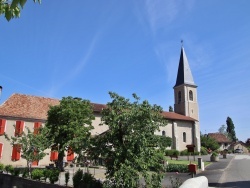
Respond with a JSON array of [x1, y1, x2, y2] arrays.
[[0, 93, 196, 122]]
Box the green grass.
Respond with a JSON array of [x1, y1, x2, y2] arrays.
[[167, 159, 211, 166]]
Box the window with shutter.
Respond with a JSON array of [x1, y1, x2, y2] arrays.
[[0, 119, 6, 135], [32, 151, 39, 166], [0, 143, 3, 159], [15, 121, 24, 137], [33, 122, 41, 135], [50, 145, 58, 161], [67, 147, 74, 161], [12, 144, 21, 161]]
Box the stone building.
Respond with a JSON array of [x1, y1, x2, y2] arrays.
[[0, 46, 200, 167]]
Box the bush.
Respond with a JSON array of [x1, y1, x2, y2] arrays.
[[65, 171, 70, 186], [43, 169, 50, 182], [73, 169, 83, 188], [166, 164, 188, 173], [21, 168, 29, 178], [0, 163, 4, 171], [31, 169, 44, 181], [5, 165, 14, 174], [200, 147, 208, 155], [13, 168, 21, 176], [49, 169, 60, 184], [165, 149, 180, 156], [180, 149, 189, 156]]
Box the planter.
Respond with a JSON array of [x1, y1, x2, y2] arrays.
[[210, 155, 219, 162]]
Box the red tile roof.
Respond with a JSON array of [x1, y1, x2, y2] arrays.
[[208, 133, 231, 143], [0, 93, 196, 122], [0, 93, 60, 120]]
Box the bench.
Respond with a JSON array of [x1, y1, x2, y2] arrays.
[[169, 155, 178, 160]]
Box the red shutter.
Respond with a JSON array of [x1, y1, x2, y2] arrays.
[[32, 151, 39, 166], [33, 122, 41, 135], [67, 147, 74, 161], [12, 144, 21, 161], [0, 143, 3, 158], [0, 119, 6, 135], [15, 121, 24, 136], [50, 151, 58, 161]]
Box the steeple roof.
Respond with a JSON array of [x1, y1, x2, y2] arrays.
[[174, 47, 196, 87]]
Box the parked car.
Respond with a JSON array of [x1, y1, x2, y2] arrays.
[[234, 149, 243, 153]]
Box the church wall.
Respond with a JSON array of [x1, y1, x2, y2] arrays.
[[175, 120, 193, 151]]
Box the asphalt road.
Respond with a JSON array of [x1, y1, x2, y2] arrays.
[[218, 154, 250, 188]]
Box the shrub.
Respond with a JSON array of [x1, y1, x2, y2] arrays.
[[13, 168, 21, 176], [43, 169, 50, 182], [200, 147, 208, 155], [82, 172, 95, 184], [166, 164, 188, 173], [180, 149, 189, 156], [0, 163, 4, 171], [5, 165, 14, 174], [49, 169, 60, 184], [22, 168, 29, 178], [73, 169, 83, 188], [165, 149, 179, 156], [31, 169, 44, 181], [65, 171, 70, 186], [211, 152, 218, 157]]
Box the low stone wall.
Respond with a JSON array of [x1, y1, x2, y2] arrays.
[[0, 174, 65, 188], [180, 176, 208, 188]]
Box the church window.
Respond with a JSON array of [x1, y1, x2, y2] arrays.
[[162, 131, 166, 136], [183, 132, 186, 142], [189, 90, 193, 101], [178, 91, 181, 103]]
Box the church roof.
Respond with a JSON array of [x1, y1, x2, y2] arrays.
[[174, 47, 196, 87], [0, 93, 196, 122]]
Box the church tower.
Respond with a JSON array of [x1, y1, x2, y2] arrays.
[[173, 46, 199, 121]]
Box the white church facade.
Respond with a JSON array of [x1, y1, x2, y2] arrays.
[[0, 46, 200, 167]]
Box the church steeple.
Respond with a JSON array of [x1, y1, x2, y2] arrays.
[[173, 45, 199, 120], [174, 47, 196, 87]]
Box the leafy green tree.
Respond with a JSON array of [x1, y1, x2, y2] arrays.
[[91, 92, 168, 188], [5, 126, 49, 177], [169, 106, 173, 112], [45, 96, 95, 171], [226, 117, 237, 142], [218, 124, 228, 136], [0, 0, 41, 21], [200, 133, 220, 151]]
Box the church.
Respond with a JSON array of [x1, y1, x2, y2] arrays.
[[0, 46, 200, 167]]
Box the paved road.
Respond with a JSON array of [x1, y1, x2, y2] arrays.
[[218, 154, 250, 188]]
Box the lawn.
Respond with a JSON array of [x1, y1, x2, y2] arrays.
[[167, 159, 211, 167]]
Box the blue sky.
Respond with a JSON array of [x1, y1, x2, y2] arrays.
[[0, 0, 250, 142]]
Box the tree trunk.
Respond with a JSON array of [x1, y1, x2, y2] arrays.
[[56, 150, 65, 172]]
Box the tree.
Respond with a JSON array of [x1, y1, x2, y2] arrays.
[[0, 0, 41, 21], [226, 117, 237, 142], [169, 106, 173, 112], [45, 96, 95, 171], [200, 133, 220, 151], [5, 126, 49, 177], [218, 124, 227, 136], [91, 92, 168, 188]]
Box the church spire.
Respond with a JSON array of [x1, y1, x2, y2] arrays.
[[174, 46, 196, 87]]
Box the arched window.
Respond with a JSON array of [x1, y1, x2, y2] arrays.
[[189, 90, 193, 101], [162, 131, 166, 136], [183, 132, 186, 142], [178, 91, 181, 103]]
